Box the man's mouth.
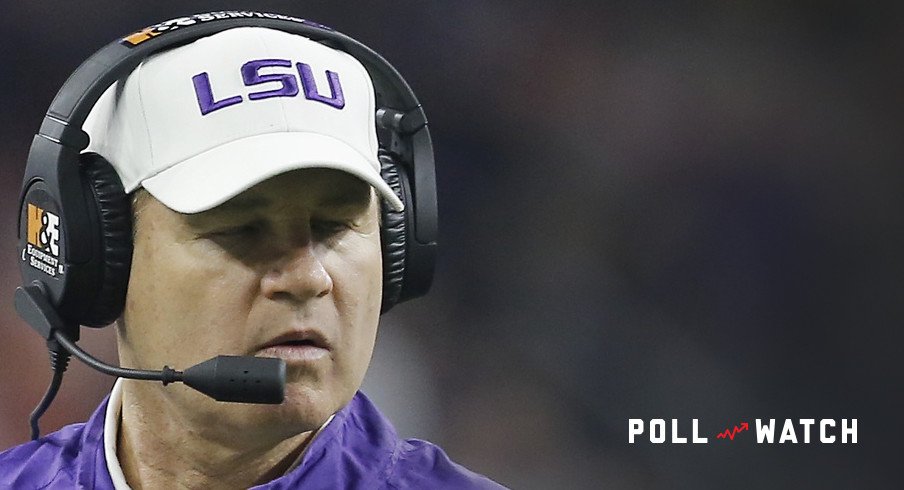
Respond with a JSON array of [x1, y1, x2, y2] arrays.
[[277, 339, 320, 347], [257, 331, 332, 363]]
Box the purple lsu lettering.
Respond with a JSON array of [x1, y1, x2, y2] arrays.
[[192, 59, 345, 115]]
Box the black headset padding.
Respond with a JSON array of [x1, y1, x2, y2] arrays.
[[79, 152, 133, 327], [379, 150, 408, 313]]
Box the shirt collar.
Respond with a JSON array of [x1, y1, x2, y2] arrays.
[[103, 378, 129, 490]]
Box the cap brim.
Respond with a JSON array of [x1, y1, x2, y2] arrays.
[[141, 132, 404, 214]]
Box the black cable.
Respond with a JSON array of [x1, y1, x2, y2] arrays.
[[28, 332, 182, 440], [53, 331, 181, 383], [29, 344, 70, 440]]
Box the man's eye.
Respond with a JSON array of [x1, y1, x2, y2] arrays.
[[312, 220, 349, 235], [209, 223, 262, 238]]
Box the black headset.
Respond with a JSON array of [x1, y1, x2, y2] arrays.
[[17, 11, 438, 339]]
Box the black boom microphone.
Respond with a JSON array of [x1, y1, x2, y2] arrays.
[[15, 284, 286, 440]]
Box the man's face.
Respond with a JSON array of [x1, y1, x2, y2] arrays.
[[120, 168, 383, 437]]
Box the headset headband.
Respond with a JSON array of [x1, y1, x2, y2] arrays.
[[43, 15, 418, 145]]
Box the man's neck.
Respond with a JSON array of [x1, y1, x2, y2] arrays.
[[116, 381, 316, 489]]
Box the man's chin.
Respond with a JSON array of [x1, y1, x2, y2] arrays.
[[163, 376, 350, 440], [272, 382, 346, 428]]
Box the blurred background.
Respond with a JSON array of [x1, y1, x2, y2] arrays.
[[1, 1, 901, 488]]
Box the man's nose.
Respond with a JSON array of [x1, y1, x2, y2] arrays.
[[260, 242, 333, 302]]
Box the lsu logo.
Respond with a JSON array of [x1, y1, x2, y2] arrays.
[[27, 203, 60, 257], [192, 58, 345, 116]]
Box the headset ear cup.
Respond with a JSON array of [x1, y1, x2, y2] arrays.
[[79, 153, 133, 327], [378, 150, 408, 314]]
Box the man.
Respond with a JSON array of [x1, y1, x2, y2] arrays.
[[1, 24, 503, 488]]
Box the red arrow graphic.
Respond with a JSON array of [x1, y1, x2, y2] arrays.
[[716, 422, 749, 440]]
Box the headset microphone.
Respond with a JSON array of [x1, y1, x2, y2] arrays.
[[15, 284, 286, 440]]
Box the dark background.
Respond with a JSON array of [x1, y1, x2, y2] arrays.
[[1, 2, 901, 488]]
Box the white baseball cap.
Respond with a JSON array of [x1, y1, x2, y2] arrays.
[[83, 26, 404, 213]]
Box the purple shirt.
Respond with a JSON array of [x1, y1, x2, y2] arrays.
[[0, 391, 505, 489]]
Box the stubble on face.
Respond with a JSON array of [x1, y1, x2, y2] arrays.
[[118, 169, 383, 442]]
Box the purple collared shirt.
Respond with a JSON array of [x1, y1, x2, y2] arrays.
[[0, 391, 505, 489]]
